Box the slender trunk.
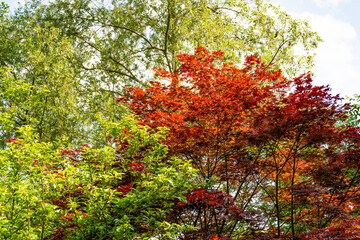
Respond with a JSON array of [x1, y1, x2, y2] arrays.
[[275, 172, 281, 238], [290, 166, 295, 238]]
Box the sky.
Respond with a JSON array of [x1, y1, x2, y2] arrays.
[[3, 0, 360, 99], [270, 0, 360, 99]]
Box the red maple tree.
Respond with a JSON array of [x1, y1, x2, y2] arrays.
[[119, 47, 360, 239]]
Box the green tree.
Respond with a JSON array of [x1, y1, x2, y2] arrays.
[[0, 10, 89, 145], [22, 0, 320, 81]]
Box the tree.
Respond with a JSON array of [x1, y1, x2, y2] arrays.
[[120, 47, 360, 239], [21, 0, 321, 81], [0, 9, 89, 146], [0, 3, 126, 146], [4, 0, 355, 238]]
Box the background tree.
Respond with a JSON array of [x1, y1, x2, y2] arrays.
[[21, 0, 321, 81], [0, 6, 90, 146]]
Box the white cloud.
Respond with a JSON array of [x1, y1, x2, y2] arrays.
[[312, 0, 350, 8], [292, 12, 360, 97], [3, 0, 26, 11]]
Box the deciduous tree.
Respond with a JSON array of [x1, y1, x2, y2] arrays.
[[120, 47, 360, 239]]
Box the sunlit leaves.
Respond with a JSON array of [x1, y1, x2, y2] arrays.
[[0, 116, 197, 239]]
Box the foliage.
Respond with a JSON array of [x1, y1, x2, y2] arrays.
[[0, 0, 321, 145], [120, 47, 360, 239], [346, 94, 360, 126], [1, 0, 359, 239], [0, 67, 49, 149], [0, 14, 89, 145], [20, 0, 320, 81], [0, 115, 197, 239]]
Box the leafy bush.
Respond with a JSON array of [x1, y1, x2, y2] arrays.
[[0, 115, 197, 239]]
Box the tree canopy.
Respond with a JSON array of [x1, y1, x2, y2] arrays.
[[2, 0, 360, 239]]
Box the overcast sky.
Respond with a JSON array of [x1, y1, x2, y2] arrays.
[[3, 0, 360, 99]]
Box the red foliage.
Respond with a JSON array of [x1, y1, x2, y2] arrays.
[[300, 217, 360, 240], [120, 47, 360, 239], [128, 162, 145, 172], [5, 138, 24, 145]]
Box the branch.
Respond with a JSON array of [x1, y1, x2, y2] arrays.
[[81, 64, 137, 81], [163, 1, 173, 72], [77, 36, 143, 85], [262, 39, 288, 72]]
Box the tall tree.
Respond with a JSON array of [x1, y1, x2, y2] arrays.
[[21, 0, 321, 82], [0, 7, 91, 146]]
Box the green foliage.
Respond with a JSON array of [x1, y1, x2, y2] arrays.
[[347, 94, 360, 126], [0, 126, 59, 239], [0, 116, 197, 239], [0, 16, 86, 142], [0, 67, 49, 149], [21, 0, 320, 80]]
